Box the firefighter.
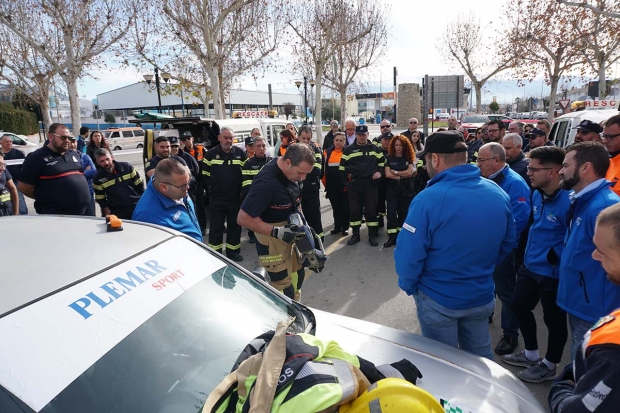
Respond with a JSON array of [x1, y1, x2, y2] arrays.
[[323, 132, 349, 236], [241, 136, 273, 243], [383, 135, 416, 248], [181, 130, 208, 235], [297, 125, 324, 241], [374, 130, 393, 229], [92, 148, 145, 219], [203, 127, 247, 262], [340, 124, 385, 246], [237, 143, 314, 300]]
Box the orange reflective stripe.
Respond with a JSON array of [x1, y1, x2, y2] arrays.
[[586, 309, 620, 351]]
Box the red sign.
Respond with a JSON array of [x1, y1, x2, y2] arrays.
[[558, 99, 570, 109], [583, 100, 618, 108]]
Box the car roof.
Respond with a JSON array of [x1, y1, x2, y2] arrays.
[[555, 109, 618, 123], [0, 216, 178, 317]]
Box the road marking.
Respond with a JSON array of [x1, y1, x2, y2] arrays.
[[324, 234, 349, 256]]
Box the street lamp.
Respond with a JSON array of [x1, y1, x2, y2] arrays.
[[295, 77, 316, 124], [143, 67, 172, 113]]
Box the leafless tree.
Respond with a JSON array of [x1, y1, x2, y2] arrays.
[[151, 0, 288, 119], [438, 12, 515, 114], [322, 5, 389, 126], [503, 0, 585, 120], [0, 0, 137, 133], [288, 0, 379, 143], [0, 27, 55, 129], [560, 0, 620, 98], [557, 0, 620, 18]]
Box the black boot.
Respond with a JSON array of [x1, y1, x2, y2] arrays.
[[383, 234, 397, 248], [347, 227, 361, 245], [369, 227, 379, 246]]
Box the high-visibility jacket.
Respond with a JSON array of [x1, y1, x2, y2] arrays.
[[323, 147, 347, 195], [241, 156, 273, 197], [203, 145, 247, 202], [301, 142, 323, 193], [92, 161, 144, 210], [340, 141, 385, 178], [606, 153, 620, 196], [204, 321, 422, 413]]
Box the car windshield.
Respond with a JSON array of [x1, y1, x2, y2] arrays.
[[462, 115, 488, 123], [38, 264, 306, 413]]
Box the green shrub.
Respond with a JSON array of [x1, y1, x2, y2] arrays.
[[0, 103, 38, 135]]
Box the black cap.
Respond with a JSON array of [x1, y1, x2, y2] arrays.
[[169, 136, 180, 146], [381, 132, 395, 139], [573, 119, 603, 134], [355, 125, 368, 134], [245, 137, 255, 146], [525, 127, 546, 138], [416, 130, 467, 158], [181, 131, 193, 139]]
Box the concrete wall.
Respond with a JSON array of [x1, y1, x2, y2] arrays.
[[397, 83, 421, 128]]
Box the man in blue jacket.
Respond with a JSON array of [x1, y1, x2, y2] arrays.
[[395, 130, 516, 360], [503, 146, 570, 383], [558, 142, 620, 362], [132, 158, 202, 242], [478, 142, 531, 356]]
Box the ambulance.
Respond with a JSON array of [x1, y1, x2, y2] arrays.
[[549, 100, 619, 148]]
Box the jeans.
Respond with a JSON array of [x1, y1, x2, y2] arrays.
[[414, 290, 495, 360], [493, 250, 520, 338], [511, 267, 567, 364], [568, 314, 593, 362]]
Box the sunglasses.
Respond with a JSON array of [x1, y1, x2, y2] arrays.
[[380, 125, 390, 129], [51, 132, 73, 141], [180, 137, 188, 141], [409, 121, 418, 124]]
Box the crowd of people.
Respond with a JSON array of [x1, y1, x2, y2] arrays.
[[4, 113, 620, 411]]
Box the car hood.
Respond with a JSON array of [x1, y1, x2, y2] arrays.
[[311, 308, 546, 413]]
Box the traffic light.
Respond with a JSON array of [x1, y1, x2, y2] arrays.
[[429, 109, 433, 114]]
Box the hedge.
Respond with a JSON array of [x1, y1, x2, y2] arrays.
[[0, 103, 39, 135]]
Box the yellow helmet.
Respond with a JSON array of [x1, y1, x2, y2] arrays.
[[339, 378, 444, 413]]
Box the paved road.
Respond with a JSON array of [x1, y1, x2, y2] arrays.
[[19, 132, 560, 411]]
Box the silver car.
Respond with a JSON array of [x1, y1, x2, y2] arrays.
[[0, 216, 546, 413]]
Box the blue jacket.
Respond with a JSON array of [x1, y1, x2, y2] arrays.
[[77, 151, 96, 195], [524, 188, 571, 278], [490, 164, 531, 238], [395, 164, 516, 310], [132, 180, 202, 242], [558, 179, 620, 323]]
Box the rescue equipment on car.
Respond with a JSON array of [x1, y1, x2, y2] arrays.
[[288, 212, 327, 273], [106, 215, 123, 232], [202, 317, 437, 413]]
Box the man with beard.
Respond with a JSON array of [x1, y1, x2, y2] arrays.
[[92, 148, 145, 219], [603, 114, 620, 196], [395, 130, 516, 360], [487, 120, 506, 143], [557, 142, 620, 362], [573, 120, 603, 144], [18, 123, 91, 215], [548, 203, 620, 413], [144, 135, 188, 180]]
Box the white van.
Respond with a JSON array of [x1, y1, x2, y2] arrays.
[[102, 127, 146, 150], [549, 109, 618, 148]]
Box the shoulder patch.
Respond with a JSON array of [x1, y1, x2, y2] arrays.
[[403, 223, 416, 234]]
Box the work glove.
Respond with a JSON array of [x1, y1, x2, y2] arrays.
[[272, 224, 305, 244]]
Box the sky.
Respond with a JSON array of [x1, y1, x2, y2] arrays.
[[77, 0, 602, 105]]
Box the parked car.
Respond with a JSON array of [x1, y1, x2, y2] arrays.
[[0, 216, 546, 413], [437, 113, 451, 120], [0, 132, 39, 155], [459, 114, 514, 139]]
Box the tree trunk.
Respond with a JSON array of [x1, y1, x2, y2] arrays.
[[548, 76, 560, 121], [206, 66, 224, 119], [64, 76, 81, 134], [474, 83, 483, 113], [598, 54, 607, 99], [39, 94, 52, 132], [339, 85, 347, 125], [314, 69, 323, 145]]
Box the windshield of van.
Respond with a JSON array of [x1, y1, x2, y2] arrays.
[[38, 265, 305, 413]]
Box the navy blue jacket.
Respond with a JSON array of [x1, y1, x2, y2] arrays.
[[508, 152, 531, 187], [524, 188, 571, 278], [395, 164, 516, 310], [558, 179, 620, 323]]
